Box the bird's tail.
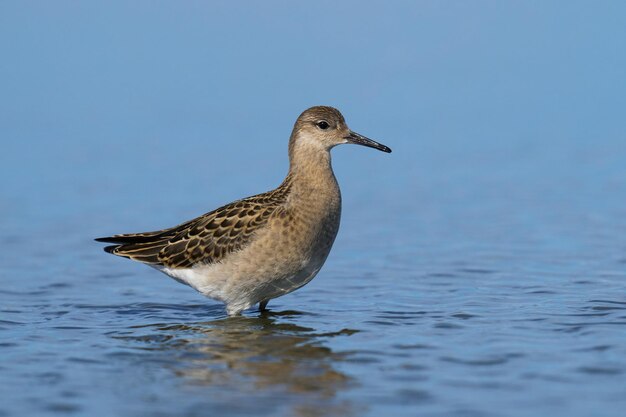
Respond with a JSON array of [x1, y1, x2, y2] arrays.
[[95, 228, 175, 265]]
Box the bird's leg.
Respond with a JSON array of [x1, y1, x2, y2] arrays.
[[259, 300, 269, 312]]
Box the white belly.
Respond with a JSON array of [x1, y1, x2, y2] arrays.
[[156, 257, 325, 315]]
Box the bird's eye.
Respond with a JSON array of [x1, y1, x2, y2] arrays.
[[316, 121, 330, 130]]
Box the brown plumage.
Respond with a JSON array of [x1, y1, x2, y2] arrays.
[[96, 106, 391, 316], [96, 175, 294, 268]]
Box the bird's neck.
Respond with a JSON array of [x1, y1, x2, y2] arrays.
[[284, 144, 339, 202]]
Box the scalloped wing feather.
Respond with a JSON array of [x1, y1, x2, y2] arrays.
[[97, 177, 292, 269], [157, 199, 280, 268]]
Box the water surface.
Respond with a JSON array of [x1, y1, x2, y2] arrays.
[[2, 2, 626, 416], [2, 136, 625, 417]]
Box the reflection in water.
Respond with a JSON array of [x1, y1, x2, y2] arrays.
[[121, 310, 360, 417]]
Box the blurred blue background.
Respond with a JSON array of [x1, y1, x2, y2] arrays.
[[1, 2, 626, 417], [2, 1, 624, 232]]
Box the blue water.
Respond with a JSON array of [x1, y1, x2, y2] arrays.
[[2, 2, 626, 417]]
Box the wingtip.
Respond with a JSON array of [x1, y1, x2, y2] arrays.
[[95, 236, 124, 243]]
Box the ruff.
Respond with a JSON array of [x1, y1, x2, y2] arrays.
[[96, 106, 391, 316]]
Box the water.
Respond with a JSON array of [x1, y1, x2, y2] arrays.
[[2, 133, 625, 417], [2, 2, 626, 416]]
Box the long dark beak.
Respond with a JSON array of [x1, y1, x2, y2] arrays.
[[345, 131, 392, 153]]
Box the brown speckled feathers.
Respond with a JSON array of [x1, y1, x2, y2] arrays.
[[95, 106, 392, 316], [96, 177, 293, 268]]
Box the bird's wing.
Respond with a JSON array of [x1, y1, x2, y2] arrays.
[[157, 198, 281, 268], [95, 224, 190, 244], [96, 185, 291, 268]]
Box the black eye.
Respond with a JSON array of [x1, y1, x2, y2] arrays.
[[316, 121, 330, 130]]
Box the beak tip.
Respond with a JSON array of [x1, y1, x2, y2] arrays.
[[346, 131, 392, 154]]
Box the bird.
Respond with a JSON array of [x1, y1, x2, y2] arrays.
[[96, 106, 391, 316]]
